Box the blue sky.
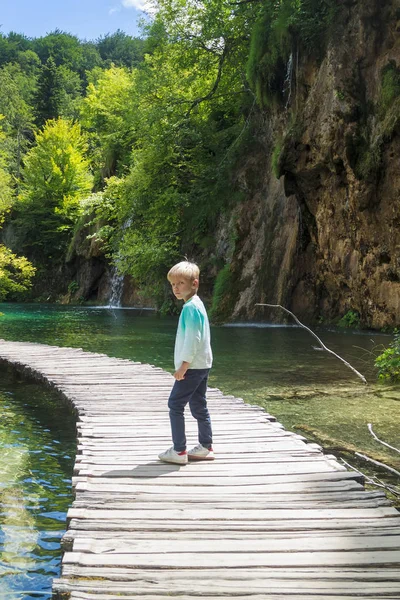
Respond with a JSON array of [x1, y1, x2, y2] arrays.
[[1, 0, 147, 41]]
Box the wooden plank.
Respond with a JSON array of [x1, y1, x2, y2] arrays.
[[75, 479, 365, 495], [67, 517, 400, 532], [61, 526, 400, 547], [60, 593, 400, 600], [67, 506, 399, 521], [57, 565, 400, 580], [72, 471, 365, 487], [62, 549, 400, 568], [73, 535, 400, 554]]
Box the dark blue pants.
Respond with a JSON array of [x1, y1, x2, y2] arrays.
[[168, 368, 212, 452]]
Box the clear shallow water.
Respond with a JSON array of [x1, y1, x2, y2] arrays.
[[0, 365, 76, 599], [0, 302, 398, 596]]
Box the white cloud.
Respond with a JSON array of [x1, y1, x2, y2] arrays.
[[109, 6, 121, 15], [122, 0, 146, 9], [125, 0, 157, 13]]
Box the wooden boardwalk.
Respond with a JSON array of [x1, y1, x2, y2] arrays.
[[0, 340, 400, 599]]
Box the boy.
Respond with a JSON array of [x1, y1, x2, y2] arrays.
[[158, 261, 214, 465]]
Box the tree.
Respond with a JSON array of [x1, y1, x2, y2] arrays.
[[80, 42, 103, 77], [57, 65, 84, 120], [0, 32, 31, 67], [96, 30, 145, 67], [0, 244, 36, 300], [0, 64, 36, 185], [0, 120, 14, 220], [100, 0, 257, 285], [0, 120, 36, 300], [34, 57, 64, 127], [80, 66, 137, 179], [16, 118, 93, 260], [32, 30, 84, 71]]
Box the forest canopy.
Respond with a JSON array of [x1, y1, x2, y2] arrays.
[[0, 0, 337, 305]]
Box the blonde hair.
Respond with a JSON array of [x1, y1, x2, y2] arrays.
[[167, 261, 200, 283]]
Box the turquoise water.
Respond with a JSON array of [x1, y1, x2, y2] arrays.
[[0, 303, 385, 384], [0, 364, 76, 599], [0, 303, 398, 596]]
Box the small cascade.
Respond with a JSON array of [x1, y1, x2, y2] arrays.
[[108, 267, 124, 308], [283, 52, 293, 109]]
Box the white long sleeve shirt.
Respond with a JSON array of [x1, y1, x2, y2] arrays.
[[174, 294, 213, 371]]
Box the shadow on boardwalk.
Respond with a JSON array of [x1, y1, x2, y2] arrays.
[[102, 462, 182, 479]]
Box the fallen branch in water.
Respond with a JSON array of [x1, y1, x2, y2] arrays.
[[355, 452, 400, 478], [255, 303, 367, 384], [368, 423, 400, 455]]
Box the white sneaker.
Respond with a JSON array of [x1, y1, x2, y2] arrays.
[[188, 444, 215, 461], [158, 446, 188, 465]]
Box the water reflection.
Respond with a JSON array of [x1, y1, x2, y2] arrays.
[[0, 367, 75, 599]]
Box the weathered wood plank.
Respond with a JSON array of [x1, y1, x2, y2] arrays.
[[57, 565, 400, 580], [62, 549, 400, 568], [73, 534, 400, 554], [67, 517, 400, 532], [67, 506, 398, 521]]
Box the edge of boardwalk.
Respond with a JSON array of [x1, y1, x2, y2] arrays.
[[1, 339, 400, 600]]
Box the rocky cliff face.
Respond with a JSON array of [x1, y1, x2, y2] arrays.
[[226, 0, 400, 328]]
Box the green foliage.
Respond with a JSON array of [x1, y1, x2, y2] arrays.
[[246, 1, 291, 107], [67, 280, 79, 294], [0, 1, 343, 312], [246, 0, 337, 108], [0, 244, 36, 300], [375, 333, 400, 383], [0, 164, 13, 220], [346, 61, 400, 182], [0, 122, 14, 221], [96, 30, 145, 67], [32, 30, 84, 70], [345, 119, 383, 183], [17, 118, 93, 260], [378, 60, 400, 118], [293, 0, 337, 52], [337, 310, 360, 329], [57, 65, 84, 120], [34, 57, 64, 127], [0, 64, 35, 182], [209, 263, 233, 321], [334, 88, 345, 101], [0, 32, 31, 66], [72, 187, 119, 258], [80, 66, 137, 179], [90, 1, 258, 286], [271, 139, 283, 178]]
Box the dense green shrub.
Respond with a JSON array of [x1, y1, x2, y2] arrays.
[[337, 310, 360, 328], [379, 60, 400, 118], [0, 244, 36, 300], [375, 333, 400, 382], [271, 139, 283, 178], [209, 264, 233, 321]]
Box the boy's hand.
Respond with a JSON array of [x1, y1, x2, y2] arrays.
[[174, 362, 189, 380]]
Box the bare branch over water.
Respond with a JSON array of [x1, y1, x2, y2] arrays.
[[255, 303, 367, 384]]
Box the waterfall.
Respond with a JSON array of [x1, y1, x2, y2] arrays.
[[107, 219, 132, 308], [283, 52, 293, 109], [108, 267, 124, 308]]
